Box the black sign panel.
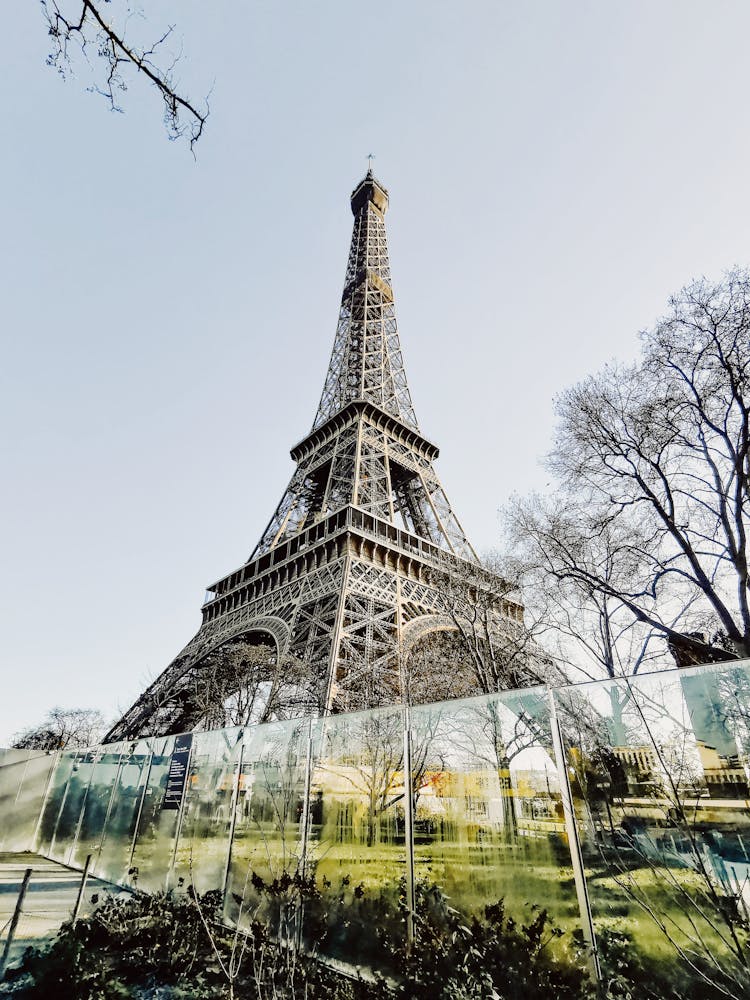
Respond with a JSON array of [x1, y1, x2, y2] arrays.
[[162, 733, 193, 810]]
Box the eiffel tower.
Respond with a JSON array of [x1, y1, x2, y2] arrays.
[[107, 170, 524, 741]]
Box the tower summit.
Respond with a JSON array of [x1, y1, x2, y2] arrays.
[[107, 173, 525, 740], [309, 168, 418, 434]]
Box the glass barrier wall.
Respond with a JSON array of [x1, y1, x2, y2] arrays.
[[71, 746, 127, 871], [11, 658, 750, 989], [96, 739, 154, 885], [45, 750, 90, 863], [129, 736, 180, 892], [36, 749, 77, 858]]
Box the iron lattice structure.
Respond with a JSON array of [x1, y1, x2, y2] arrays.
[[107, 172, 525, 741]]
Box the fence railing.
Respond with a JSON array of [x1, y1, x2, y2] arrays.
[[0, 857, 97, 973]]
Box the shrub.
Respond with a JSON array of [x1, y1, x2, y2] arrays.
[[0, 876, 614, 1000]]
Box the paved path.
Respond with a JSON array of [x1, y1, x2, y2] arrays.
[[0, 852, 127, 970]]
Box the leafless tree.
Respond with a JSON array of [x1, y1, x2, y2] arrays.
[[41, 0, 208, 147], [403, 629, 483, 705], [507, 269, 750, 667], [504, 513, 713, 751], [506, 525, 661, 677], [414, 556, 562, 703], [12, 706, 106, 749], [185, 641, 315, 731]]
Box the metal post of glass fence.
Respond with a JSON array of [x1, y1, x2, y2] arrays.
[[549, 690, 601, 984], [0, 758, 16, 853], [295, 718, 316, 951], [12, 755, 31, 808], [299, 717, 315, 878], [403, 704, 416, 947], [31, 750, 60, 853], [0, 867, 32, 974], [222, 739, 244, 896], [71, 853, 93, 925], [127, 751, 154, 880]]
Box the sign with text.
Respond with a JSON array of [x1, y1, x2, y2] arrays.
[[162, 734, 193, 810]]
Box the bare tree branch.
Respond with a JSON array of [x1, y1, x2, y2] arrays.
[[42, 0, 209, 148], [505, 270, 750, 669]]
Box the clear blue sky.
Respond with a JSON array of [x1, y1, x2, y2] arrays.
[[2, 2, 750, 743]]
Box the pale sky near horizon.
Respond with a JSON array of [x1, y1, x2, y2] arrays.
[[3, 2, 750, 745]]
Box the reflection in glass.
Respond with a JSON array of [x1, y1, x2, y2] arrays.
[[224, 719, 310, 940], [96, 740, 154, 885], [306, 706, 407, 966], [0, 750, 57, 853], [129, 736, 179, 892], [409, 690, 575, 933], [36, 751, 77, 858], [47, 751, 92, 865], [555, 661, 750, 996], [18, 657, 750, 995], [72, 747, 127, 870], [173, 728, 241, 890]]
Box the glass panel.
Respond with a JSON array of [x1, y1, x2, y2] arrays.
[[36, 751, 76, 858], [45, 750, 95, 865], [96, 740, 154, 885], [0, 750, 57, 853], [306, 705, 407, 970], [409, 690, 576, 933], [129, 735, 179, 892], [224, 718, 310, 940], [71, 746, 127, 870], [555, 660, 750, 996], [173, 727, 241, 891]]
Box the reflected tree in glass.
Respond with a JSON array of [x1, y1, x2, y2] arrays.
[[224, 719, 309, 943], [96, 741, 154, 884], [558, 665, 750, 997], [410, 691, 574, 934], [306, 706, 407, 967]]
